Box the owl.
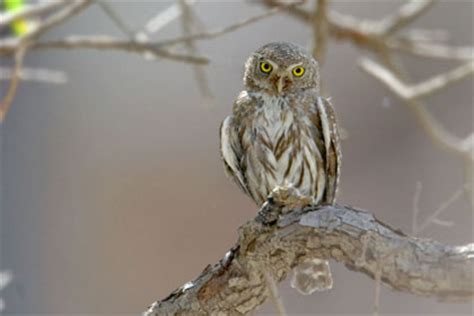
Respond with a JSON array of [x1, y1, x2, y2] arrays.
[[219, 42, 341, 295]]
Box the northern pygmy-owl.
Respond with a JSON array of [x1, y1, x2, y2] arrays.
[[220, 42, 341, 294]]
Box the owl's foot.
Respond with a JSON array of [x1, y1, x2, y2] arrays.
[[257, 185, 313, 225], [268, 185, 313, 211]]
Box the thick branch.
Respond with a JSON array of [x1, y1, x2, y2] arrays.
[[144, 203, 473, 315]]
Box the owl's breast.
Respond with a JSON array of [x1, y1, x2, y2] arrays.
[[239, 94, 326, 204]]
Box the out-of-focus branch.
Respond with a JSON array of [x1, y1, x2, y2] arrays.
[[376, 0, 435, 35], [178, 0, 213, 102], [388, 40, 474, 61], [259, 0, 310, 22], [359, 58, 474, 101], [360, 57, 473, 163], [412, 182, 470, 235], [0, 0, 68, 31], [154, 2, 304, 48], [22, 0, 92, 42], [0, 45, 26, 122], [0, 0, 92, 122], [138, 0, 197, 39], [144, 203, 474, 315], [23, 35, 209, 64], [312, 0, 328, 63], [259, 0, 474, 62], [0, 0, 304, 121], [0, 67, 67, 84], [95, 0, 136, 38]]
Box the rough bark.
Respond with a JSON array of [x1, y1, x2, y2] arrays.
[[144, 203, 473, 315]]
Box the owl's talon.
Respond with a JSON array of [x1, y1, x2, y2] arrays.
[[269, 185, 313, 211], [256, 200, 279, 225]]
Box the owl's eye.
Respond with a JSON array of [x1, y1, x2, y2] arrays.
[[259, 61, 273, 74], [292, 66, 305, 77]]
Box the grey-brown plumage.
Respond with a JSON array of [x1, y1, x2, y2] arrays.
[[220, 42, 340, 206], [220, 42, 341, 294]]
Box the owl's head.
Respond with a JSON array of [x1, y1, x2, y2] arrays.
[[243, 42, 320, 96]]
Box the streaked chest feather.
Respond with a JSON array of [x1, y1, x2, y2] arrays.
[[240, 93, 325, 202]]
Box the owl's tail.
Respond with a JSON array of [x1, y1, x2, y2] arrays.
[[291, 258, 333, 295]]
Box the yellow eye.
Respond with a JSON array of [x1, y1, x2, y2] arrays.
[[292, 66, 305, 77], [260, 61, 272, 73]]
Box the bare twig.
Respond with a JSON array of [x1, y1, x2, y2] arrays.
[[0, 0, 305, 120], [263, 270, 287, 316], [396, 28, 450, 43], [0, 0, 68, 31], [140, 0, 197, 36], [373, 264, 382, 316], [178, 0, 213, 102], [0, 45, 26, 122], [259, 1, 474, 62], [22, 0, 92, 42], [24, 35, 209, 64], [95, 0, 136, 38], [259, 0, 310, 22], [0, 67, 67, 84], [359, 56, 473, 161], [312, 0, 328, 63], [359, 58, 474, 101], [388, 40, 474, 61], [413, 183, 471, 235], [144, 203, 474, 315], [0, 270, 12, 311], [376, 0, 435, 35], [155, 2, 304, 48]]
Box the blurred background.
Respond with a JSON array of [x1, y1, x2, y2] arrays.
[[0, 0, 472, 315]]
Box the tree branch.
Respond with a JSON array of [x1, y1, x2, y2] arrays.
[[0, 45, 26, 122], [144, 203, 474, 315], [154, 2, 304, 48], [9, 35, 210, 65], [0, 0, 68, 31], [359, 58, 474, 101], [312, 0, 328, 62], [22, 0, 92, 42], [376, 0, 435, 36]]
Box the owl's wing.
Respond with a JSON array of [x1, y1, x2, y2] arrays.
[[220, 115, 250, 196], [315, 96, 341, 204]]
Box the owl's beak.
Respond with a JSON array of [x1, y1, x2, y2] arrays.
[[276, 76, 284, 94]]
